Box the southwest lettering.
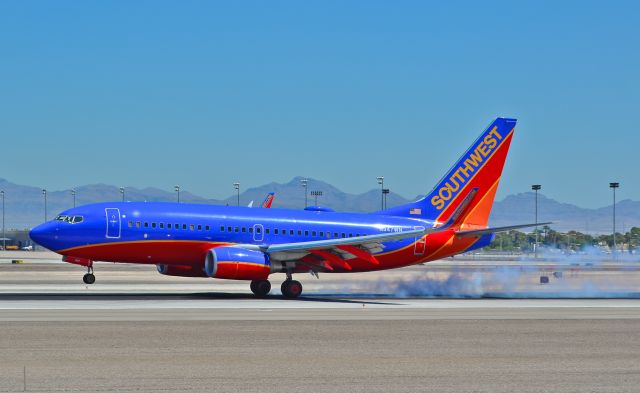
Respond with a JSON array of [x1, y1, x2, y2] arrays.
[[430, 124, 507, 210], [444, 179, 460, 193]]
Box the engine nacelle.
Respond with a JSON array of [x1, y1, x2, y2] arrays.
[[157, 264, 208, 278], [204, 247, 270, 280]]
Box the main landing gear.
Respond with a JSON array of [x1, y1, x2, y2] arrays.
[[249, 273, 304, 299], [83, 264, 95, 285], [280, 270, 303, 299], [281, 279, 303, 299], [250, 280, 271, 297]]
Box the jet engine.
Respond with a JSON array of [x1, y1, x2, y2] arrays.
[[156, 264, 208, 277], [204, 247, 270, 280]]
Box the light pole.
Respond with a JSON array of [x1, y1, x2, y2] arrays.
[[42, 189, 47, 222], [1, 190, 4, 251], [311, 190, 323, 206], [119, 187, 125, 202], [71, 189, 76, 208], [532, 184, 541, 257], [174, 185, 180, 203], [233, 182, 240, 206], [376, 176, 384, 210], [382, 188, 390, 210], [300, 178, 308, 208], [610, 182, 619, 258]]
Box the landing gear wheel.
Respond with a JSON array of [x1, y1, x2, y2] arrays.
[[83, 273, 95, 285], [281, 280, 303, 299], [250, 280, 271, 297]]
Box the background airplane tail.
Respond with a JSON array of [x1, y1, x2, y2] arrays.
[[380, 117, 517, 229]]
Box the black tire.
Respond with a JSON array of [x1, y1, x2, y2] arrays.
[[281, 280, 303, 299], [83, 273, 96, 285], [250, 280, 271, 297]]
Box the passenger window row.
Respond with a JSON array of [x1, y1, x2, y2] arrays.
[[128, 221, 210, 231], [219, 226, 363, 238], [127, 220, 365, 238]]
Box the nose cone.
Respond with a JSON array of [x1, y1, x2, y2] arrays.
[[30, 222, 58, 251]]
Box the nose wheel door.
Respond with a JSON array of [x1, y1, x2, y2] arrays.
[[105, 208, 121, 239]]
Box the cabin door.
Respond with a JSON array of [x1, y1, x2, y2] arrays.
[[105, 208, 121, 239], [413, 226, 426, 256]]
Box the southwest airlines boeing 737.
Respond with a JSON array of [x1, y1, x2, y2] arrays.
[[30, 118, 543, 298]]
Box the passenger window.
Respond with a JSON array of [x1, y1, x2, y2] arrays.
[[136, 222, 141, 228], [298, 230, 302, 236], [234, 227, 239, 233], [175, 224, 179, 229], [274, 229, 279, 235], [144, 222, 149, 228], [227, 227, 232, 232], [305, 230, 309, 236], [341, 233, 346, 238], [152, 223, 156, 228], [312, 231, 316, 236], [182, 224, 187, 230], [266, 229, 270, 234], [289, 230, 294, 235], [205, 225, 210, 231], [256, 227, 261, 234], [334, 232, 338, 238], [189, 224, 194, 230], [168, 223, 172, 229], [326, 232, 331, 238], [128, 221, 133, 228], [242, 227, 246, 233], [320, 231, 324, 237], [249, 227, 253, 233], [348, 233, 353, 237], [220, 226, 225, 231], [197, 225, 202, 230]]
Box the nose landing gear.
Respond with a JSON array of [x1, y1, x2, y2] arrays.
[[82, 263, 95, 285]]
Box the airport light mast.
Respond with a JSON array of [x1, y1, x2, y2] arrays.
[[119, 187, 125, 202], [233, 182, 240, 206], [42, 189, 47, 223], [71, 189, 76, 208], [382, 188, 390, 210], [532, 184, 541, 257], [311, 190, 323, 206], [300, 178, 308, 208], [610, 182, 619, 258], [174, 185, 180, 203], [1, 190, 4, 251], [377, 176, 384, 210]]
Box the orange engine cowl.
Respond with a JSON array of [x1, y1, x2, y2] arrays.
[[156, 264, 208, 278], [204, 247, 270, 281]]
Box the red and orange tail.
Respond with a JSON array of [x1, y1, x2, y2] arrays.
[[381, 117, 516, 229]]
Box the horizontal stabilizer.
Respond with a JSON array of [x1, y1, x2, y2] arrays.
[[455, 222, 552, 238]]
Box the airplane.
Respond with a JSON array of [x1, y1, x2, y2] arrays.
[[248, 192, 276, 208], [30, 117, 545, 298]]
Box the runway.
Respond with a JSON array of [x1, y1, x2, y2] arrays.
[[2, 256, 640, 391]]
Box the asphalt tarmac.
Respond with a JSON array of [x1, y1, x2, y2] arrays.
[[1, 255, 640, 392]]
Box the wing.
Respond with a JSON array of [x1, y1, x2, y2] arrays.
[[236, 227, 439, 271]]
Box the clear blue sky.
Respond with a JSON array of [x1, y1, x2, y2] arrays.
[[1, 1, 638, 208]]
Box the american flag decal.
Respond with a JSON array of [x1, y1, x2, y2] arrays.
[[409, 208, 422, 215]]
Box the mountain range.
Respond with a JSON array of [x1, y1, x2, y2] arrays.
[[0, 177, 638, 233]]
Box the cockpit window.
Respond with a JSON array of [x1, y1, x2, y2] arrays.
[[55, 215, 84, 224]]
